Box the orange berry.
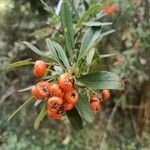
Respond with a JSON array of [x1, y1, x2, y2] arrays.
[[49, 83, 64, 98], [90, 96, 99, 104], [47, 97, 64, 114], [47, 110, 62, 119], [90, 96, 101, 113], [34, 60, 46, 77], [31, 86, 41, 99], [64, 102, 74, 111], [102, 89, 110, 101], [102, 4, 117, 15], [31, 81, 51, 100], [64, 89, 78, 104], [90, 101, 101, 113], [59, 73, 74, 92]]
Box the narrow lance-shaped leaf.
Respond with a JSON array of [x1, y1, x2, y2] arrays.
[[100, 29, 115, 37], [78, 29, 115, 61], [34, 103, 47, 129], [60, 1, 74, 57], [23, 41, 51, 58], [76, 91, 94, 123], [100, 53, 116, 58], [77, 71, 124, 90], [88, 30, 102, 47], [46, 39, 70, 70], [55, 0, 63, 15], [83, 21, 112, 27], [86, 48, 95, 65], [78, 28, 94, 59], [78, 29, 101, 61], [85, 30, 103, 65], [18, 85, 33, 93], [40, 0, 55, 15], [88, 52, 101, 73], [8, 97, 33, 121], [66, 107, 83, 130], [76, 4, 100, 27], [8, 59, 32, 69]]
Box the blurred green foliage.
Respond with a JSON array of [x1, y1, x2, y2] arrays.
[[0, 0, 150, 149]]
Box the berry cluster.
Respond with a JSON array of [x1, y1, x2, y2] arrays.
[[32, 60, 111, 119], [90, 89, 110, 113], [32, 60, 78, 119]]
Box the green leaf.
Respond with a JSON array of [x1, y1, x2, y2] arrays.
[[88, 52, 101, 73], [100, 30, 115, 37], [86, 48, 95, 65], [77, 29, 115, 61], [34, 103, 47, 129], [23, 41, 51, 58], [8, 59, 32, 69], [77, 71, 124, 90], [66, 107, 83, 130], [18, 85, 33, 92], [88, 30, 102, 47], [78, 29, 101, 61], [78, 28, 94, 59], [46, 39, 70, 70], [76, 4, 100, 27], [83, 21, 112, 27], [76, 92, 94, 123], [100, 53, 116, 58], [40, 0, 55, 15], [8, 97, 33, 121], [60, 1, 74, 57]]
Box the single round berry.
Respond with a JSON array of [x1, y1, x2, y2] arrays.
[[64, 102, 74, 111], [49, 83, 64, 98], [36, 81, 51, 98], [34, 60, 46, 77], [102, 89, 110, 101], [90, 101, 101, 113], [102, 4, 117, 15], [64, 89, 78, 104], [47, 97, 64, 113], [31, 86, 41, 99], [31, 81, 51, 100], [59, 73, 74, 92], [90, 96, 99, 104], [47, 110, 62, 119]]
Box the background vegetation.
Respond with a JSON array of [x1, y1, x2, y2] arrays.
[[0, 0, 149, 149]]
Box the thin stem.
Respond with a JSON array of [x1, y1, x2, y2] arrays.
[[8, 96, 33, 121], [100, 95, 124, 150]]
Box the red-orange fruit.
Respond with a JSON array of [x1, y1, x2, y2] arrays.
[[31, 86, 41, 99], [59, 73, 74, 92], [31, 81, 51, 100], [90, 96, 99, 104], [64, 102, 74, 111], [47, 110, 62, 119], [90, 100, 101, 113], [64, 89, 78, 104], [102, 4, 117, 15], [49, 83, 64, 98], [34, 60, 46, 77], [102, 89, 110, 101], [47, 97, 64, 113]]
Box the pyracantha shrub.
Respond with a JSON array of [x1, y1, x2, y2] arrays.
[[8, 1, 124, 130]]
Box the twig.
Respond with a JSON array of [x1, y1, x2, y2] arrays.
[[0, 87, 15, 104], [100, 95, 124, 150], [129, 106, 142, 143], [8, 96, 33, 121]]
